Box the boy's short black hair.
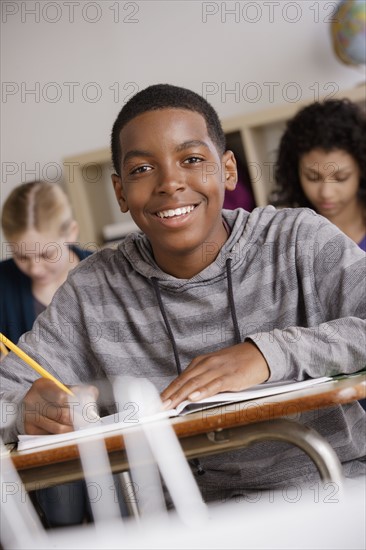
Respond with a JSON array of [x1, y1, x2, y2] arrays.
[[272, 98, 366, 208], [111, 83, 226, 175]]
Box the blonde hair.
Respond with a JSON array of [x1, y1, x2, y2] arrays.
[[2, 181, 73, 240]]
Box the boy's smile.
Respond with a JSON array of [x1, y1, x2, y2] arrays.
[[112, 108, 237, 278]]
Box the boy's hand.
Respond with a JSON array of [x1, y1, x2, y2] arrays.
[[160, 341, 270, 410], [23, 378, 99, 435]]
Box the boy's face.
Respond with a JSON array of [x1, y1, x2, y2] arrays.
[[112, 108, 237, 276]]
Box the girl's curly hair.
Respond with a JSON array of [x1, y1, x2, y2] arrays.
[[271, 98, 366, 208]]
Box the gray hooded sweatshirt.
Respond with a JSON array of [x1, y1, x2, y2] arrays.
[[1, 207, 365, 500]]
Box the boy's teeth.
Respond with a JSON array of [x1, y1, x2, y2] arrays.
[[157, 205, 194, 218]]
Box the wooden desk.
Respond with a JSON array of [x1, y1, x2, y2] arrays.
[[11, 373, 366, 491]]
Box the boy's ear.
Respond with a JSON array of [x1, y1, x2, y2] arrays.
[[223, 150, 238, 191], [111, 174, 129, 213]]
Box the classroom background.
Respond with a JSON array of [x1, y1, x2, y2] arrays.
[[1, 0, 364, 248]]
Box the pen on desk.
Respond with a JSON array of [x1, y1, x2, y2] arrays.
[[0, 333, 100, 422]]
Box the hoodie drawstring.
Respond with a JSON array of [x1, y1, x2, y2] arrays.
[[151, 277, 182, 375], [226, 258, 241, 346], [151, 258, 241, 376]]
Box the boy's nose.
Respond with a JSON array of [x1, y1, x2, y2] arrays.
[[156, 167, 186, 194]]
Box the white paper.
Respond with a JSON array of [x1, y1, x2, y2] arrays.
[[174, 376, 332, 415], [17, 377, 331, 451]]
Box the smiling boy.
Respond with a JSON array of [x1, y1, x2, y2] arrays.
[[1, 84, 365, 501], [112, 108, 235, 279]]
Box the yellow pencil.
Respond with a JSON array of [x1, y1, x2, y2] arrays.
[[0, 340, 9, 356], [0, 332, 74, 396]]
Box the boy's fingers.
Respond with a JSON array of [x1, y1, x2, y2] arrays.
[[161, 372, 199, 401], [32, 400, 73, 424], [24, 396, 74, 428], [161, 361, 208, 401], [31, 377, 71, 405], [23, 379, 100, 434], [25, 414, 75, 435], [162, 371, 224, 408]]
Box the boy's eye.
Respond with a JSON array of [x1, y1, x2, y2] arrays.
[[183, 156, 203, 164], [130, 165, 152, 175]]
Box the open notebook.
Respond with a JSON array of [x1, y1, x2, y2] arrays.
[[17, 376, 331, 451]]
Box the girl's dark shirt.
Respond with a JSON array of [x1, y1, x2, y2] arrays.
[[0, 246, 92, 343]]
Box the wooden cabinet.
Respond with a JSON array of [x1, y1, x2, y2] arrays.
[[64, 84, 365, 246]]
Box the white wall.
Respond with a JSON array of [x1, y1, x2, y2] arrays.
[[0, 0, 362, 205]]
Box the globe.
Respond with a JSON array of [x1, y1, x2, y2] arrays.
[[331, 0, 366, 66]]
